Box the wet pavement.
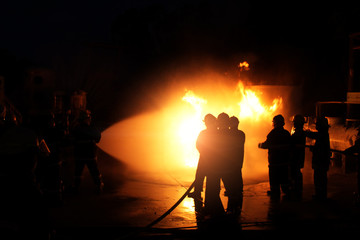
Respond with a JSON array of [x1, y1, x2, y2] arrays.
[[2, 149, 360, 239], [44, 149, 360, 239]]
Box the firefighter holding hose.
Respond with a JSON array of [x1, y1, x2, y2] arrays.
[[71, 110, 104, 194], [258, 114, 291, 199]]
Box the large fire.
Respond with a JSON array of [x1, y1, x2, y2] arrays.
[[98, 66, 287, 180], [178, 90, 207, 167], [179, 81, 282, 168], [237, 82, 283, 121]]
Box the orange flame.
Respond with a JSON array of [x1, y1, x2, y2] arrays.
[[98, 78, 285, 178], [180, 81, 282, 168], [179, 90, 207, 167], [237, 82, 283, 121], [238, 61, 250, 71]]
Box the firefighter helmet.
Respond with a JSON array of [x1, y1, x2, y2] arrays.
[[229, 116, 239, 128], [293, 114, 305, 125], [217, 112, 230, 129], [203, 113, 216, 126], [316, 116, 329, 130], [273, 114, 285, 127]]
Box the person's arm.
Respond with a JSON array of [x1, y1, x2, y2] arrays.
[[258, 138, 270, 149], [196, 132, 204, 152], [239, 132, 245, 165], [344, 145, 359, 155], [305, 130, 318, 139]]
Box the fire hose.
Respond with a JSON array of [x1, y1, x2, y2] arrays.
[[124, 145, 358, 238], [145, 180, 195, 228], [145, 145, 356, 229], [121, 180, 196, 239]]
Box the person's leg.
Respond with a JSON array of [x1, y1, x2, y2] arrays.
[[314, 168, 327, 199], [269, 166, 281, 199], [74, 159, 86, 192], [204, 175, 224, 216], [87, 158, 104, 193], [189, 159, 205, 200], [297, 168, 303, 196]]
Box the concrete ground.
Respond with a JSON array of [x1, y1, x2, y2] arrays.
[[47, 149, 360, 239], [1, 148, 360, 239]]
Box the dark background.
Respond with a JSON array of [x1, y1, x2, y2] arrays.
[[1, 0, 360, 128]]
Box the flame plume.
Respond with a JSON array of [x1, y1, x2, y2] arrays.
[[99, 76, 285, 181], [179, 81, 283, 168]]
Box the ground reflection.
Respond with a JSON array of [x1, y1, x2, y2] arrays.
[[181, 197, 195, 214], [105, 164, 274, 230]]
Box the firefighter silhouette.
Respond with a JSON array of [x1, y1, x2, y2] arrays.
[[71, 110, 104, 194], [344, 133, 360, 204], [0, 106, 50, 238], [306, 116, 331, 200], [259, 114, 291, 199], [190, 114, 216, 198], [217, 113, 233, 213], [222, 116, 245, 215], [290, 114, 306, 199], [190, 113, 225, 217], [40, 113, 66, 205], [190, 113, 246, 217]]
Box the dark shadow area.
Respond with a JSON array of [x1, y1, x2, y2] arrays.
[[97, 148, 128, 193], [1, 2, 360, 239]]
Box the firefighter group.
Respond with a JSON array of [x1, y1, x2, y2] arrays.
[[0, 105, 104, 201], [0, 91, 104, 238], [0, 92, 357, 235], [189, 112, 333, 218]]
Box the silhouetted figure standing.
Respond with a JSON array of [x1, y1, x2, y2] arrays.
[[259, 114, 291, 199], [72, 110, 103, 194], [0, 106, 49, 239], [306, 116, 331, 201], [223, 116, 245, 215], [41, 113, 66, 205], [290, 115, 306, 199], [192, 113, 224, 217], [344, 136, 360, 203], [217, 113, 233, 212], [190, 114, 216, 198]]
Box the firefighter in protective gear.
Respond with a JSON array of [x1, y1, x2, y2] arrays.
[[290, 114, 306, 198], [306, 116, 330, 200], [72, 110, 103, 194], [222, 116, 245, 215], [190, 113, 225, 216], [344, 134, 360, 204], [217, 113, 231, 177], [39, 113, 65, 205], [191, 113, 217, 197], [0, 106, 50, 238], [259, 114, 291, 199]]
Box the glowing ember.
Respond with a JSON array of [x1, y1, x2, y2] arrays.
[[238, 61, 250, 71]]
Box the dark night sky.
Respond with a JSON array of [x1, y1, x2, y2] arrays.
[[1, 1, 360, 124]]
